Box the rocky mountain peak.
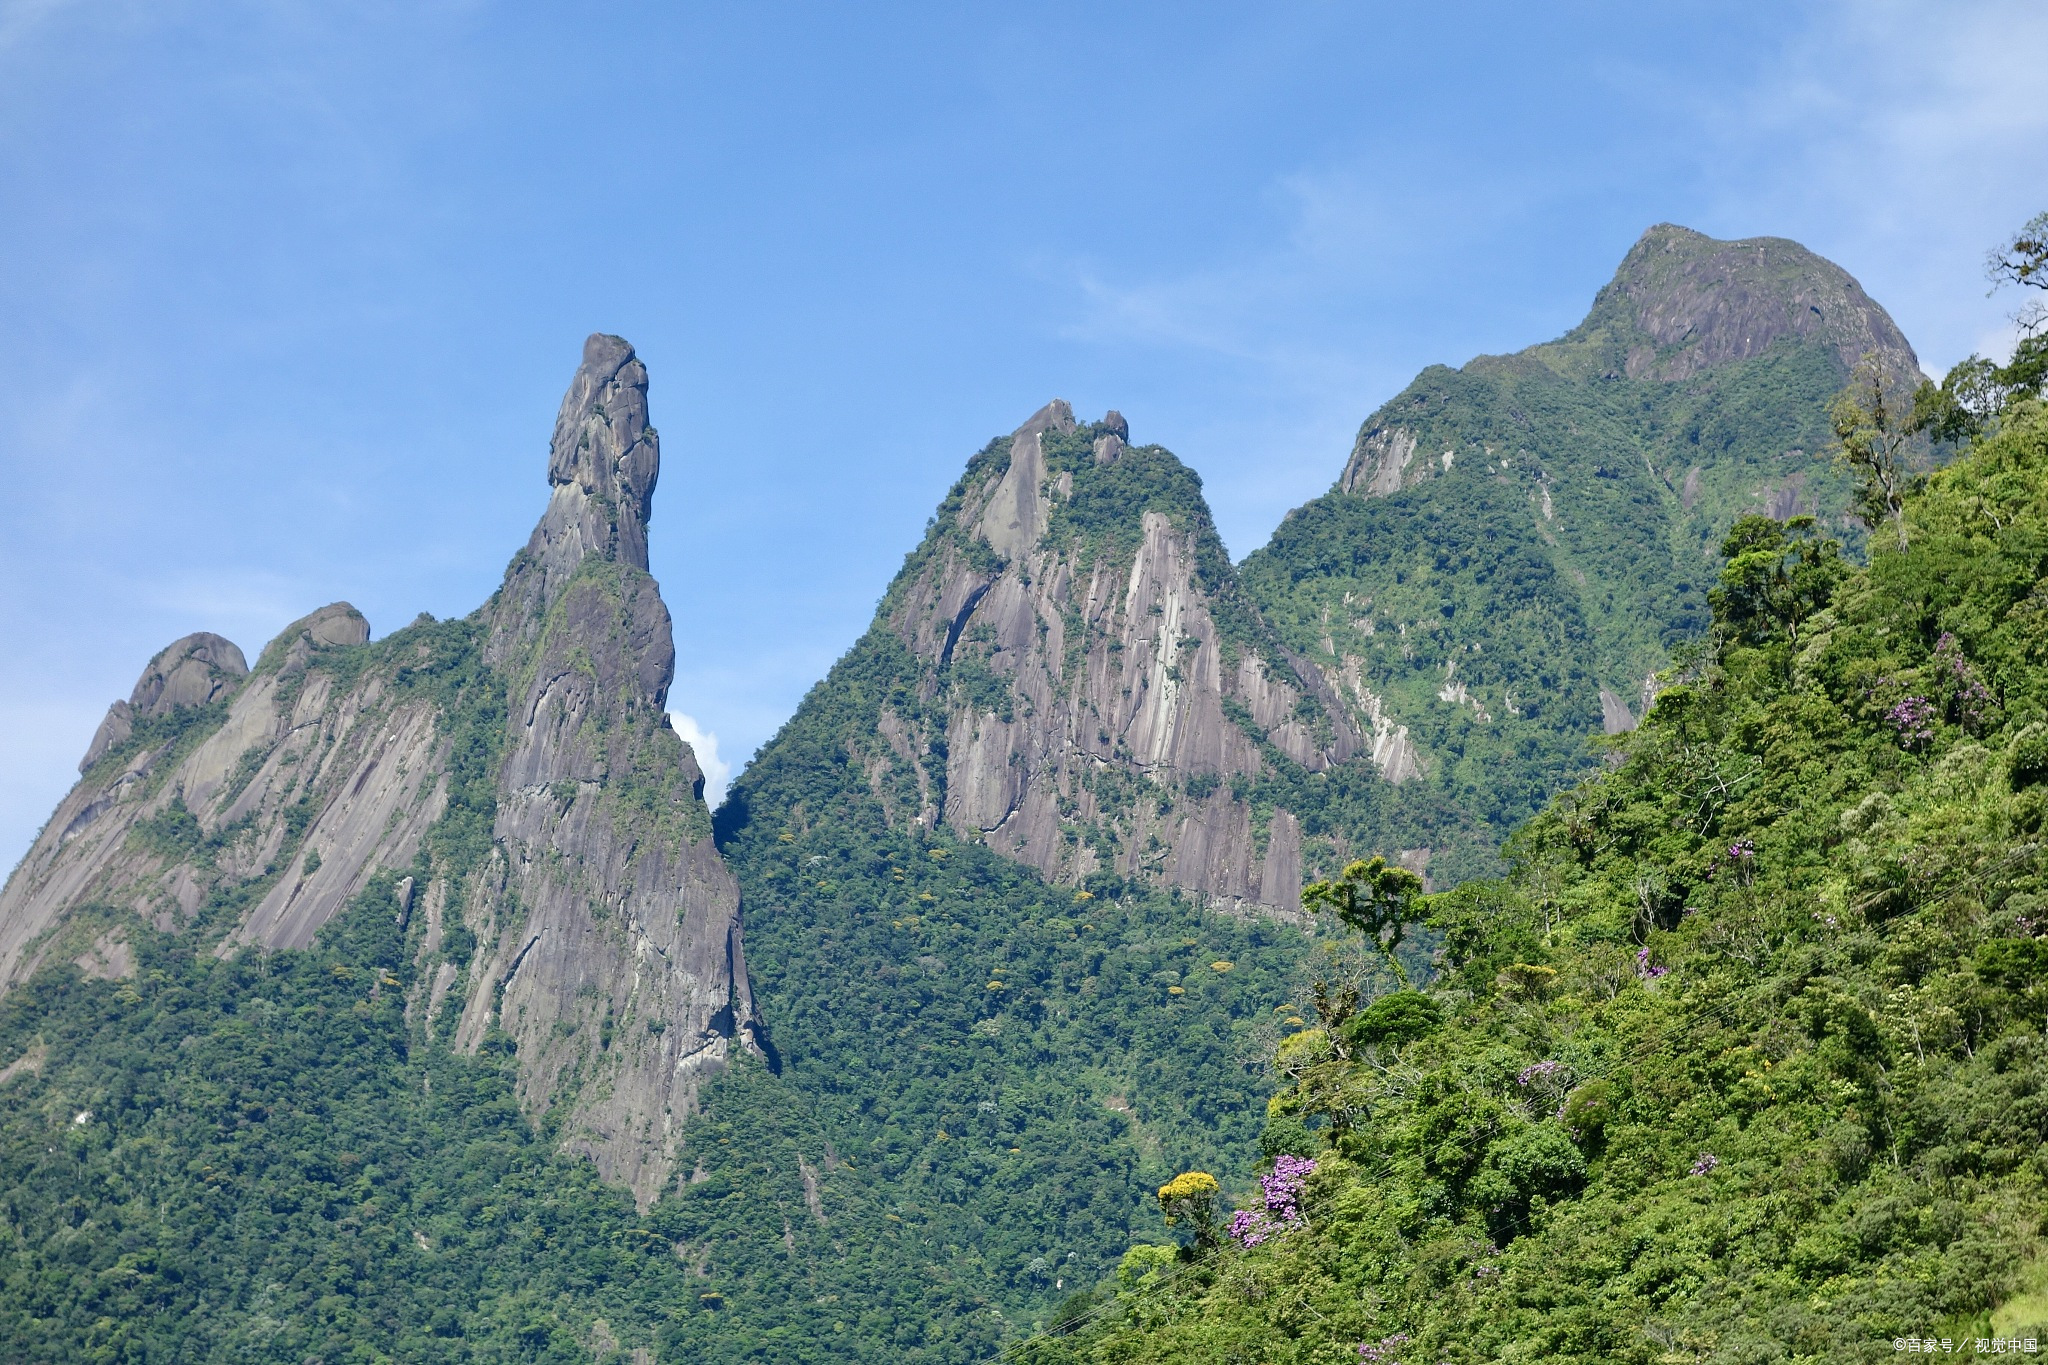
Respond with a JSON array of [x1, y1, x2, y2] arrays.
[[790, 400, 1377, 910], [1261, 225, 1929, 879], [1340, 226, 1920, 502], [1600, 223, 1919, 382], [977, 399, 1074, 559], [254, 602, 372, 676], [522, 333, 660, 603], [3, 334, 752, 1211], [129, 632, 248, 714], [77, 631, 252, 772]]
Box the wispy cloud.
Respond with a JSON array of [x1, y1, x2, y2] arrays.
[[1046, 169, 1465, 387], [122, 568, 319, 649], [668, 711, 731, 809], [1695, 0, 2048, 369], [0, 0, 81, 53]]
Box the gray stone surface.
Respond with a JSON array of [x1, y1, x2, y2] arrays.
[[1340, 424, 1420, 498], [1613, 225, 1919, 384], [854, 402, 1369, 912], [129, 632, 248, 715], [78, 700, 133, 772], [520, 333, 660, 606], [0, 333, 752, 1210]]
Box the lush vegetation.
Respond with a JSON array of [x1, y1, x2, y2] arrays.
[[1023, 390, 2048, 1363], [694, 596, 1411, 1356], [0, 550, 1394, 1362], [1240, 255, 1884, 861], [0, 879, 701, 1363], [9, 224, 2043, 1364]]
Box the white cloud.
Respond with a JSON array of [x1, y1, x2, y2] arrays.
[[668, 711, 731, 810], [1693, 0, 2048, 373]]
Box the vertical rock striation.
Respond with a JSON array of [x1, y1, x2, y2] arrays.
[[0, 334, 753, 1207], [734, 401, 1385, 913]]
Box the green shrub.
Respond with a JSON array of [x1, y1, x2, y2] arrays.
[[1344, 989, 1443, 1047], [2010, 721, 2048, 789]]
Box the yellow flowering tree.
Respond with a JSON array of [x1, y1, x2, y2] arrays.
[[1156, 1170, 1221, 1250]]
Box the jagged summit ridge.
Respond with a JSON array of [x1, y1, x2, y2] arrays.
[[745, 398, 1393, 911], [0, 333, 753, 1209]]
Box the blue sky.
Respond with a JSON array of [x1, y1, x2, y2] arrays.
[[2, 1, 2045, 864]]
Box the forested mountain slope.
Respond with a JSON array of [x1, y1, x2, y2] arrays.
[[660, 408, 1449, 1357], [1242, 226, 1921, 875], [1036, 397, 2048, 1364]]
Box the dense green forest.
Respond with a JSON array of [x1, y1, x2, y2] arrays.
[[0, 611, 1403, 1362], [1025, 360, 2048, 1357], [6, 220, 2041, 1362], [688, 482, 1422, 1355], [1241, 230, 1896, 863], [0, 735, 1391, 1363]]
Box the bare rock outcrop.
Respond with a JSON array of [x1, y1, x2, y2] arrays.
[[829, 403, 1369, 912], [0, 333, 752, 1210], [130, 632, 249, 714], [1340, 425, 1420, 498], [1609, 224, 1919, 384]]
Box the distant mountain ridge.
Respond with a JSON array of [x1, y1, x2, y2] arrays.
[[1242, 223, 1920, 868]]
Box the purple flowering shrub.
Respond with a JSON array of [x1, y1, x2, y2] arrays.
[[1228, 1155, 1316, 1247], [1513, 1058, 1575, 1118], [1358, 1333, 1409, 1363], [1886, 695, 1937, 749], [1933, 633, 1993, 731]]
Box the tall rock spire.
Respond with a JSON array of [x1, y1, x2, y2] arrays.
[[512, 334, 661, 620], [0, 332, 756, 1210], [465, 334, 761, 1206]]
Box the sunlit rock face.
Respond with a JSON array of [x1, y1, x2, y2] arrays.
[[810, 399, 1372, 914], [0, 334, 757, 1210]]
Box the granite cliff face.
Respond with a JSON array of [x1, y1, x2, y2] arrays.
[[746, 402, 1393, 913], [1242, 223, 1923, 866], [0, 335, 754, 1207], [458, 335, 762, 1205]]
